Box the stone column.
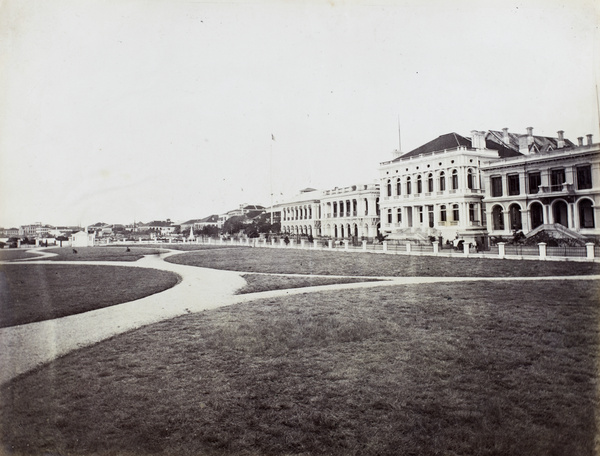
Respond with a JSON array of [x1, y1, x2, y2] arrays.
[[343, 240, 349, 250], [463, 241, 469, 256], [568, 203, 575, 229], [328, 239, 333, 249], [383, 241, 388, 252], [406, 242, 411, 254], [362, 240, 367, 251], [432, 241, 439, 254]]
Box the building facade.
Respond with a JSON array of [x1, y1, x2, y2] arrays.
[[319, 183, 380, 239], [277, 188, 322, 238], [378, 131, 513, 244], [276, 184, 381, 240], [481, 133, 599, 239]]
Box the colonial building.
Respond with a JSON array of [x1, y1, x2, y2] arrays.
[[481, 131, 599, 240], [319, 183, 380, 239], [277, 188, 322, 238], [378, 127, 598, 245], [276, 184, 380, 240], [378, 131, 521, 244]]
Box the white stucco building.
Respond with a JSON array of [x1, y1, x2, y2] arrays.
[[70, 229, 96, 247], [378, 131, 522, 244], [481, 131, 599, 240], [276, 184, 381, 240]]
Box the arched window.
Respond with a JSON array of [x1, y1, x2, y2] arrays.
[[509, 204, 522, 230], [387, 180, 392, 197], [467, 169, 474, 190], [439, 172, 446, 191], [453, 204, 459, 221], [427, 173, 434, 192], [452, 169, 459, 190], [406, 177, 412, 195], [397, 207, 402, 223], [387, 209, 392, 224], [492, 206, 504, 230], [579, 199, 595, 228], [417, 176, 422, 194], [553, 201, 568, 227], [396, 178, 401, 195], [440, 205, 447, 222], [530, 202, 544, 229]]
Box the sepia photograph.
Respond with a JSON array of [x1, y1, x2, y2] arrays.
[[0, 0, 599, 454]]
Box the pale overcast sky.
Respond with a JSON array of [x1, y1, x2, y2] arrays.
[[0, 0, 598, 227]]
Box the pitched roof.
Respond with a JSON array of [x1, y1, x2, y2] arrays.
[[487, 130, 576, 155], [146, 220, 174, 227], [391, 129, 577, 163], [200, 214, 219, 223], [392, 133, 471, 161]]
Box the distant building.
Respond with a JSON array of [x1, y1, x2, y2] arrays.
[[218, 204, 266, 228], [276, 184, 381, 239], [180, 215, 219, 232], [70, 229, 96, 247], [143, 219, 177, 235]]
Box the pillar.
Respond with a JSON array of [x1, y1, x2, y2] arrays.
[[497, 242, 506, 258], [586, 243, 595, 259], [343, 240, 349, 250], [406, 242, 411, 253], [328, 239, 333, 249], [538, 242, 547, 259], [432, 241, 439, 254], [362, 240, 367, 251], [383, 241, 388, 252]]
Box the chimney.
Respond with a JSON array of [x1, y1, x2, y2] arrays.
[[587, 134, 593, 146], [526, 127, 534, 145], [578, 137, 584, 147], [471, 130, 486, 149], [557, 130, 565, 148], [502, 127, 510, 145], [519, 136, 530, 154]]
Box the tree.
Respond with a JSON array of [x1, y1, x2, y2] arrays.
[[244, 224, 260, 238], [200, 225, 219, 238], [222, 216, 245, 236]]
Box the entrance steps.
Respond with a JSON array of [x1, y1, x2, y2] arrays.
[[525, 223, 587, 241]]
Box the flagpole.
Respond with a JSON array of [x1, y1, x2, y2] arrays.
[[270, 135, 273, 226]]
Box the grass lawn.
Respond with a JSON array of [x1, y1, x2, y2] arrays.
[[0, 249, 44, 261], [1, 280, 598, 455], [0, 264, 180, 327], [167, 247, 600, 277], [237, 273, 381, 294], [45, 246, 164, 261]]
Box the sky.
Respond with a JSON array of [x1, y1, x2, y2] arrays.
[[0, 0, 598, 228]]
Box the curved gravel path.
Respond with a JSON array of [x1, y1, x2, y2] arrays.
[[1, 248, 598, 386]]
